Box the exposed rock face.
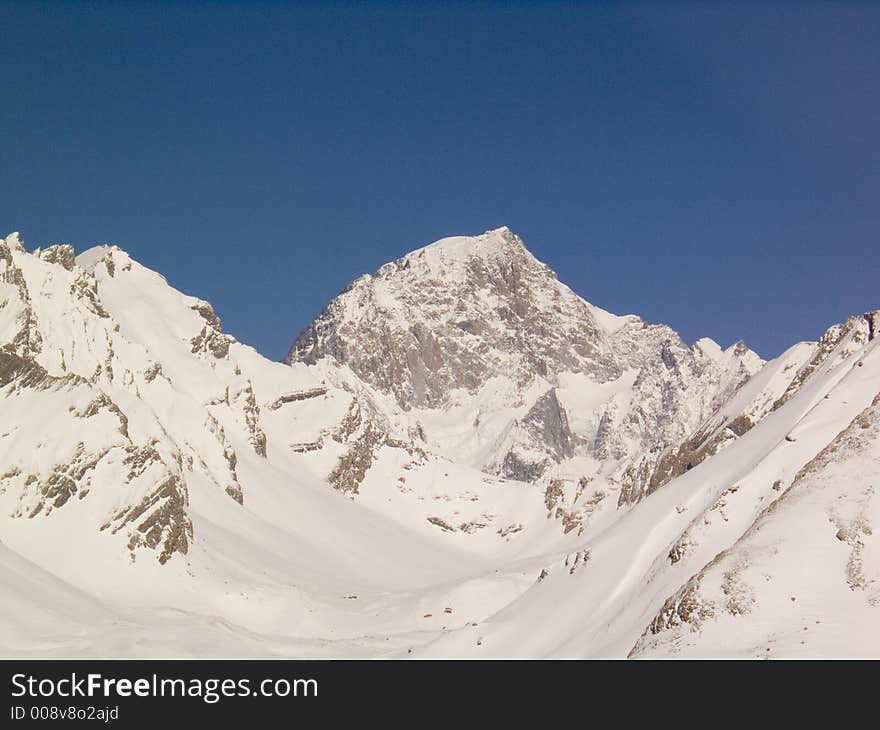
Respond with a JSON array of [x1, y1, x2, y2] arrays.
[[772, 311, 878, 411], [497, 388, 574, 481], [236, 382, 267, 457], [617, 312, 880, 507], [0, 223, 771, 581], [0, 346, 51, 389], [287, 228, 620, 409], [1, 236, 43, 359], [191, 326, 231, 359], [38, 244, 76, 271], [523, 389, 574, 461], [267, 387, 328, 410], [328, 422, 385, 495], [287, 227, 764, 492], [106, 473, 193, 565], [26, 444, 109, 517], [190, 301, 233, 359]]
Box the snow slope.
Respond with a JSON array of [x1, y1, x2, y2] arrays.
[[416, 311, 880, 657], [1, 228, 877, 658], [632, 391, 880, 659]]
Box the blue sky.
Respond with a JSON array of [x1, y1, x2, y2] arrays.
[[2, 1, 878, 359]]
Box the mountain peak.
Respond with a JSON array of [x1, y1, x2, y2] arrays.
[[2, 232, 25, 252], [382, 226, 532, 276], [287, 228, 619, 408], [75, 245, 133, 277]]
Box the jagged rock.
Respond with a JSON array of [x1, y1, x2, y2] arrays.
[[544, 479, 565, 513], [122, 444, 163, 479], [76, 393, 130, 439], [427, 516, 456, 532], [105, 474, 193, 565], [144, 362, 163, 382], [500, 451, 548, 482], [593, 406, 624, 460], [331, 400, 363, 443], [290, 440, 323, 453], [191, 302, 223, 330], [1, 225, 878, 660], [644, 577, 715, 636], [385, 437, 428, 461], [493, 389, 575, 481], [619, 312, 876, 507], [191, 326, 231, 359], [773, 312, 879, 411], [328, 423, 385, 494], [522, 389, 573, 461], [238, 382, 267, 457], [0, 346, 49, 389], [38, 244, 76, 271], [267, 387, 328, 410], [25, 444, 110, 517], [70, 271, 110, 318]]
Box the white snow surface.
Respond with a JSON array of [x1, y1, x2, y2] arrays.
[[0, 229, 877, 658]]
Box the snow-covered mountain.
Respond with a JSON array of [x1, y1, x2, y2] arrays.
[[1, 228, 877, 658], [287, 227, 764, 497]]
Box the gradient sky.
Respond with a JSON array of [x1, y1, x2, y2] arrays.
[[2, 1, 878, 360]]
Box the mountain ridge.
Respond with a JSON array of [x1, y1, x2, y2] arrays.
[[1, 227, 877, 658]]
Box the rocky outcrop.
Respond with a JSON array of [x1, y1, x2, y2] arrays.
[[521, 389, 573, 462], [615, 335, 763, 505], [76, 393, 130, 439], [1, 238, 43, 359], [237, 382, 267, 457], [773, 312, 878, 411], [0, 345, 84, 392], [105, 473, 193, 565], [191, 302, 223, 330], [0, 346, 50, 389], [267, 387, 328, 410], [0, 234, 272, 567], [498, 389, 573, 481], [24, 444, 110, 518], [328, 423, 385, 495], [191, 326, 231, 359], [38, 244, 76, 271], [190, 301, 232, 359], [70, 270, 110, 318]]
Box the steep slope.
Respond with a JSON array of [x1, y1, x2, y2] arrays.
[[287, 227, 764, 495], [289, 227, 622, 408], [627, 312, 879, 506], [414, 315, 880, 657], [632, 391, 880, 658]]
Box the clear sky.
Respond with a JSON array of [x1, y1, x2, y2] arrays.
[[2, 1, 878, 360]]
